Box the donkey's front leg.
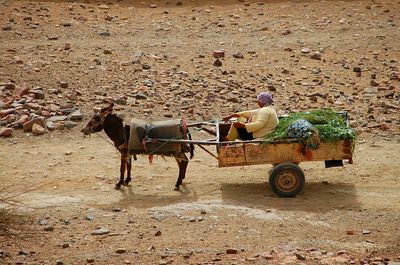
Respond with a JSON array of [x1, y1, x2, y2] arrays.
[[116, 157, 127, 189]]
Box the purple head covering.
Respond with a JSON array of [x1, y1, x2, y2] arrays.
[[257, 92, 273, 106]]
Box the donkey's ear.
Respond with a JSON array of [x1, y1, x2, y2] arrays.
[[101, 102, 114, 113]]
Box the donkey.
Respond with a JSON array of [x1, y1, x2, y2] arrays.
[[81, 103, 194, 190]]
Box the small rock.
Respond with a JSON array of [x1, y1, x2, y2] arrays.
[[32, 124, 45, 135], [86, 213, 95, 221], [353, 67, 362, 73], [46, 121, 55, 131], [56, 260, 64, 265], [44, 226, 54, 231], [362, 229, 371, 235], [200, 209, 206, 214], [91, 228, 110, 235], [2, 25, 12, 31], [370, 79, 379, 87], [212, 50, 225, 58], [23, 117, 45, 132], [135, 93, 147, 100], [64, 42, 71, 50], [150, 4, 157, 8], [86, 258, 95, 263], [213, 59, 222, 67], [226, 248, 238, 254], [232, 52, 244, 59], [98, 31, 110, 37], [295, 253, 306, 260], [0, 127, 13, 137], [104, 49, 112, 55], [62, 21, 72, 27], [62, 243, 70, 249], [59, 81, 68, 88], [380, 122, 390, 130], [281, 29, 291, 35], [310, 52, 321, 60], [154, 230, 162, 236], [68, 110, 83, 121], [346, 230, 355, 235], [116, 248, 127, 254], [301, 48, 310, 54], [47, 35, 59, 40], [32, 90, 45, 100]]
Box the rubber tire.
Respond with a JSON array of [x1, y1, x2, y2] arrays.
[[269, 162, 305, 197]]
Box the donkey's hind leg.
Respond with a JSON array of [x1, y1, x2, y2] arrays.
[[124, 156, 132, 185], [174, 153, 189, 191]]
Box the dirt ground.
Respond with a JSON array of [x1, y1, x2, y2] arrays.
[[1, 0, 400, 264], [0, 132, 400, 264]]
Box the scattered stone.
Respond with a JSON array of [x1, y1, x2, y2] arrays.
[[155, 230, 162, 236], [362, 229, 371, 235], [47, 35, 59, 40], [212, 50, 225, 58], [104, 49, 112, 55], [23, 117, 45, 132], [44, 226, 54, 231], [200, 209, 206, 214], [62, 21, 72, 27], [295, 253, 306, 260], [353, 67, 362, 73], [62, 243, 70, 249], [370, 79, 379, 87], [310, 52, 321, 60], [59, 81, 68, 88], [226, 248, 238, 254], [32, 124, 46, 135], [31, 89, 45, 99], [301, 48, 310, 54], [135, 93, 147, 100], [64, 42, 71, 50], [380, 122, 390, 130], [56, 260, 64, 265], [98, 31, 110, 37], [116, 248, 127, 254], [91, 228, 110, 235], [213, 59, 222, 67], [346, 230, 355, 235], [68, 110, 83, 121], [86, 213, 95, 221], [0, 128, 12, 137], [2, 25, 12, 31], [86, 258, 95, 263], [233, 52, 244, 59]]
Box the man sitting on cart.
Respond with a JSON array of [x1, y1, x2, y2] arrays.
[[222, 92, 279, 141]]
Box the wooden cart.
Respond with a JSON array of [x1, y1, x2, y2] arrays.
[[149, 121, 354, 197]]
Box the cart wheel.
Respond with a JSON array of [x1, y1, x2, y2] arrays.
[[269, 163, 305, 197]]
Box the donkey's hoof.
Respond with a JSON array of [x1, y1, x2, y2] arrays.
[[174, 186, 180, 191], [115, 184, 122, 190], [123, 180, 131, 186]]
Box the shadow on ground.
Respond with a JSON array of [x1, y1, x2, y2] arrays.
[[221, 181, 360, 213]]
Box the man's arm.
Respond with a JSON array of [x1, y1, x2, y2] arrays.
[[245, 108, 270, 133]]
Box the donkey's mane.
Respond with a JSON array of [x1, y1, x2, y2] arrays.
[[109, 113, 124, 123]]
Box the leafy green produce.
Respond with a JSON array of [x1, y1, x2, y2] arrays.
[[265, 109, 356, 142]]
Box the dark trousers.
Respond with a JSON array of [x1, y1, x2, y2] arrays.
[[237, 128, 254, 140]]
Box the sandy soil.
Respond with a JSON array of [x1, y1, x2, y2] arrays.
[[1, 0, 400, 264]]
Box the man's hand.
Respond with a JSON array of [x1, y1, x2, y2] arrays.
[[223, 114, 239, 122], [233, 122, 246, 129]]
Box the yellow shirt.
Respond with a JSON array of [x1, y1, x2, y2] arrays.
[[237, 106, 279, 138]]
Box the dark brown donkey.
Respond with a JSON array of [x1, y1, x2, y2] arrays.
[[81, 103, 194, 190]]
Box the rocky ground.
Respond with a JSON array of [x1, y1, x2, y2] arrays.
[[0, 0, 399, 264]]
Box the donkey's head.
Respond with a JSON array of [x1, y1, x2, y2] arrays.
[[81, 103, 114, 135]]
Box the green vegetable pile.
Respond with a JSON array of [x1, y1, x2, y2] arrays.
[[265, 109, 356, 142]]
